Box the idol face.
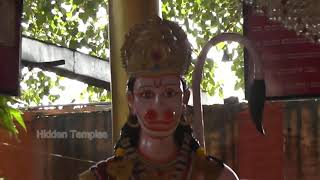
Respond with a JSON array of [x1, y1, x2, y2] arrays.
[[128, 75, 185, 137]]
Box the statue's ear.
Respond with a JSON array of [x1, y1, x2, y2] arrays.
[[183, 89, 190, 105]]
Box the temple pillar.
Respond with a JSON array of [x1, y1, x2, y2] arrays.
[[108, 0, 161, 145]]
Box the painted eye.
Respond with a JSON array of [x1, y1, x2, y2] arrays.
[[138, 90, 155, 99], [163, 88, 180, 98]]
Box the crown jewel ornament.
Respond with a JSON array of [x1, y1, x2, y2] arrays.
[[121, 16, 192, 76]]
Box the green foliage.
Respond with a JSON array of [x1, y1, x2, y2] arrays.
[[80, 85, 111, 102], [162, 0, 244, 96], [22, 0, 108, 58], [231, 47, 244, 90], [19, 0, 244, 106], [20, 68, 65, 106], [0, 96, 26, 136], [20, 0, 110, 105]]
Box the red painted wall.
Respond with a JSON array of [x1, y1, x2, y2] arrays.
[[237, 102, 284, 180]]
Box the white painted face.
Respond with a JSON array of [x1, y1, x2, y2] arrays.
[[128, 75, 185, 137]]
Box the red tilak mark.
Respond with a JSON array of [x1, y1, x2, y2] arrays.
[[151, 50, 162, 61], [153, 79, 162, 88], [157, 171, 165, 176]]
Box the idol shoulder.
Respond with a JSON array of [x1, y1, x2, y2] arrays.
[[79, 158, 110, 180], [192, 154, 238, 180], [79, 156, 130, 180]]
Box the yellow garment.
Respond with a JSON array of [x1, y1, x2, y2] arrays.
[[106, 159, 133, 180], [79, 154, 223, 180]]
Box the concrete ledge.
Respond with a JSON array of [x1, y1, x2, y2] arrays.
[[21, 37, 111, 90]]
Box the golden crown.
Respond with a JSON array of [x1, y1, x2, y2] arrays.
[[121, 16, 192, 76]]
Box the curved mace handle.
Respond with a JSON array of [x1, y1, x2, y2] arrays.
[[192, 33, 265, 148]]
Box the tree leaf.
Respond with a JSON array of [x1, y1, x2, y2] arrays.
[[9, 108, 27, 131]]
